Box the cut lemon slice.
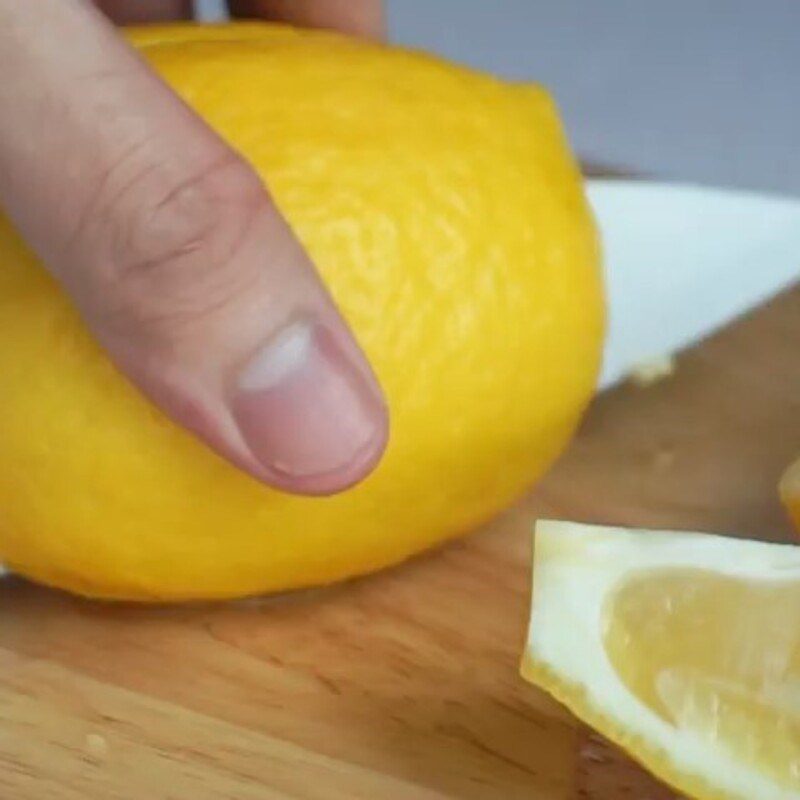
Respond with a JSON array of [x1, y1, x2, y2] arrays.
[[522, 520, 800, 800]]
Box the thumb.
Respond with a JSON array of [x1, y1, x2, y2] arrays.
[[0, 1, 388, 494]]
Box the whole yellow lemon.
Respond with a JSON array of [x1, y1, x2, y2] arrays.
[[0, 23, 603, 600]]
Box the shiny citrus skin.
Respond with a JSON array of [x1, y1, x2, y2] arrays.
[[0, 23, 603, 599]]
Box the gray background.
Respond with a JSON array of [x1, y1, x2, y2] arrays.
[[196, 1, 800, 196]]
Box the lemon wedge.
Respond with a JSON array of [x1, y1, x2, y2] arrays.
[[522, 520, 800, 800]]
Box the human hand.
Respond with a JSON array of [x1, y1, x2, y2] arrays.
[[0, 0, 389, 495]]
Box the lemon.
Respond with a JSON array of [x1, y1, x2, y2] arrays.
[[780, 459, 800, 532], [0, 24, 603, 600], [523, 520, 800, 800]]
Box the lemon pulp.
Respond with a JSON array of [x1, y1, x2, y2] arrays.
[[607, 569, 800, 791]]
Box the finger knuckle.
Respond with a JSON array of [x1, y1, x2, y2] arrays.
[[97, 151, 267, 337]]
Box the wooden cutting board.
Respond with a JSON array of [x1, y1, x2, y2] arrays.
[[1, 284, 799, 799]]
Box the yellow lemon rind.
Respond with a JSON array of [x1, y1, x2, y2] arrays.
[[521, 654, 732, 800], [0, 23, 603, 600]]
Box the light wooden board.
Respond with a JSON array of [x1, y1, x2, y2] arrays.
[[1, 286, 798, 799]]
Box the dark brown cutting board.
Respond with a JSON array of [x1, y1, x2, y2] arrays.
[[1, 283, 798, 799]]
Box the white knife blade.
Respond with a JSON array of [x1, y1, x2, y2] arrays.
[[588, 179, 800, 389]]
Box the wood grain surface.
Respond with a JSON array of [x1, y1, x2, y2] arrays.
[[1, 285, 799, 799]]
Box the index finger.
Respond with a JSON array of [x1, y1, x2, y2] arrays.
[[0, 0, 388, 492], [228, 0, 385, 39], [94, 0, 191, 23]]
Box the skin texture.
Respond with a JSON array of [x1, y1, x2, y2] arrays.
[[0, 0, 387, 495]]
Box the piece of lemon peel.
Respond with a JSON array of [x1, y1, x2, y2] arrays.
[[629, 354, 676, 387]]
